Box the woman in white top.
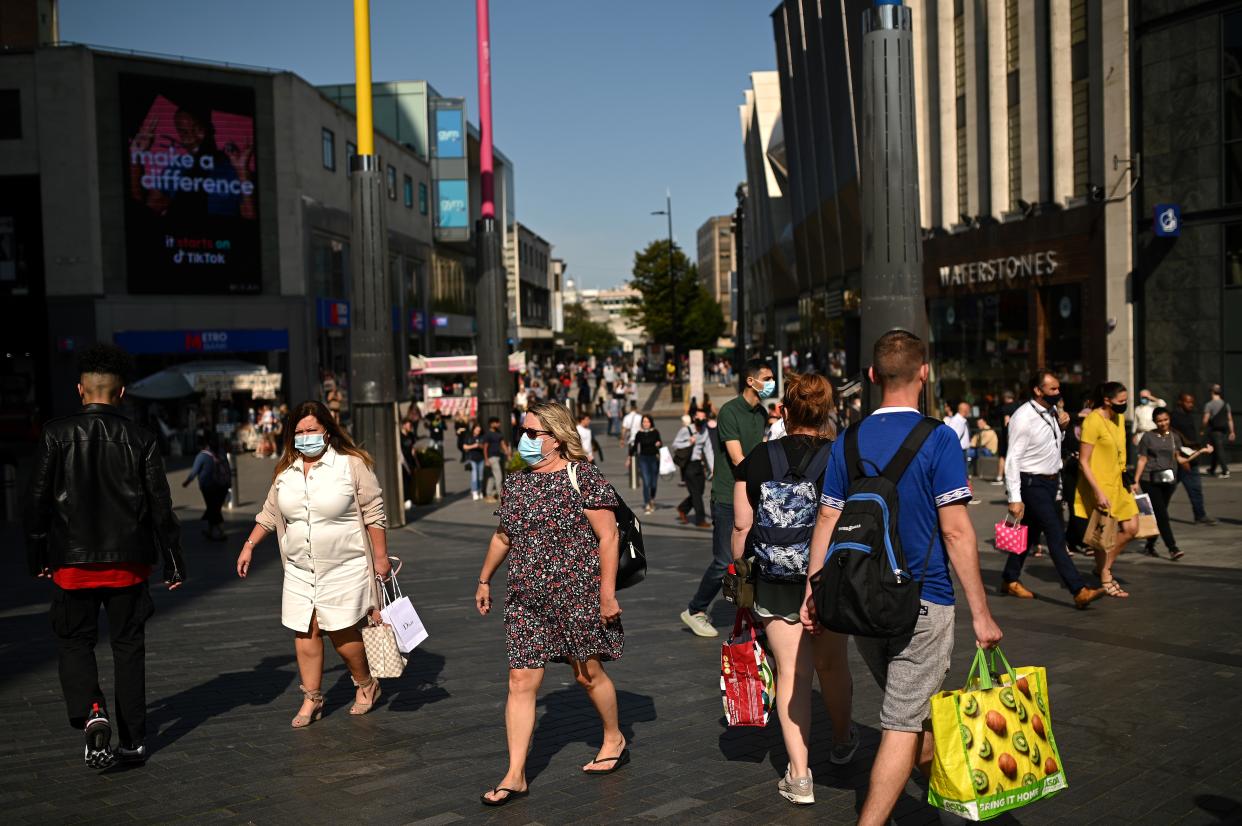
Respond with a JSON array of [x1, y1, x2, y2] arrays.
[[236, 401, 392, 728]]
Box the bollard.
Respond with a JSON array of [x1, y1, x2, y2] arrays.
[[630, 456, 638, 490], [227, 451, 238, 509]]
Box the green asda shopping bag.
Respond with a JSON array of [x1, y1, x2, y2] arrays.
[[928, 647, 1068, 820]]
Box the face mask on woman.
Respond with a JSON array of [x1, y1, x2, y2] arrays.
[[1110, 401, 1128, 415], [294, 433, 327, 458], [518, 433, 551, 466]]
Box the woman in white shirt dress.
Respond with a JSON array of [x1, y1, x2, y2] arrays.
[[236, 401, 392, 728]]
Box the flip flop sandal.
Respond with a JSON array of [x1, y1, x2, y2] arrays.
[[1101, 579, 1130, 598], [480, 787, 529, 807], [584, 748, 631, 775]]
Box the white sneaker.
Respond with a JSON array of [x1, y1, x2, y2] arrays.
[[778, 768, 814, 805], [680, 609, 718, 638]]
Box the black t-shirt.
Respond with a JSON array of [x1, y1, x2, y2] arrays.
[[633, 428, 663, 456], [1169, 407, 1201, 448], [734, 434, 832, 507], [464, 434, 484, 462], [482, 430, 505, 458]]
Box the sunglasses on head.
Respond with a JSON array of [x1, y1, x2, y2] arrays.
[[520, 427, 552, 439]]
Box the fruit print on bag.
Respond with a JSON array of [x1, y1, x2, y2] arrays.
[[928, 649, 1068, 821]]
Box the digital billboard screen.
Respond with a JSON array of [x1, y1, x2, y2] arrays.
[[434, 108, 464, 158], [120, 75, 261, 294], [436, 180, 468, 229]]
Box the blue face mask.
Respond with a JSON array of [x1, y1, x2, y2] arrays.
[[294, 433, 327, 458], [755, 379, 776, 399], [518, 433, 550, 467]]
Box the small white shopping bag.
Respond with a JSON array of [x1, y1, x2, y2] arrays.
[[658, 445, 676, 476], [379, 573, 429, 654]]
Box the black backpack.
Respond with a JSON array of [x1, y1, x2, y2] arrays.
[[207, 450, 231, 489], [810, 416, 940, 638], [568, 463, 647, 589]]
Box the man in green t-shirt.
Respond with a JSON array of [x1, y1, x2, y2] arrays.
[[680, 358, 774, 637]]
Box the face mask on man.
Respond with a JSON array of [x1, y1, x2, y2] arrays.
[[1041, 392, 1062, 408], [294, 433, 327, 458], [753, 378, 776, 399], [518, 433, 551, 466]]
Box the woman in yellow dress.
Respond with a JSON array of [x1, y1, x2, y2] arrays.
[[1074, 382, 1138, 597]]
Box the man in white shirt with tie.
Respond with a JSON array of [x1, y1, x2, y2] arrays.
[[1000, 370, 1104, 608]]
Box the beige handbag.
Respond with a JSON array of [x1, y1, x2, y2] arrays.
[[354, 470, 406, 678]]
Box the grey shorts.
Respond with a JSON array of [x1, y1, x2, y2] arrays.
[[854, 600, 955, 732]]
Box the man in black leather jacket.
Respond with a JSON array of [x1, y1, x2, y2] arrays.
[[24, 343, 185, 769]]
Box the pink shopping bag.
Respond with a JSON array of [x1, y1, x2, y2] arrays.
[[994, 515, 1029, 554]]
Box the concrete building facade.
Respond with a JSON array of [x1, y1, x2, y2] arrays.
[[0, 44, 433, 424], [695, 214, 735, 337], [504, 221, 555, 353]]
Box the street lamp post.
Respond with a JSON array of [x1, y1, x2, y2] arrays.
[[349, 0, 403, 527], [651, 192, 682, 402], [474, 0, 511, 438]]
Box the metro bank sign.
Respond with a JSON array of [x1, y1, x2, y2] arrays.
[[114, 329, 289, 354]]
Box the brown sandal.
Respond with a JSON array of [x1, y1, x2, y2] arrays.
[[350, 675, 381, 715], [291, 685, 324, 728], [1101, 579, 1130, 598]]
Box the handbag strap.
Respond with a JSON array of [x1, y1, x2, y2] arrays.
[[730, 608, 758, 642], [350, 457, 384, 622]]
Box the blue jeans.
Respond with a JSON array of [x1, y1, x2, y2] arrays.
[[1174, 462, 1207, 520], [688, 500, 734, 614], [637, 454, 660, 506], [466, 459, 485, 494], [1001, 475, 1086, 594]]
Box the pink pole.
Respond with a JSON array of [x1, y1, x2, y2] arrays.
[[475, 0, 495, 220]]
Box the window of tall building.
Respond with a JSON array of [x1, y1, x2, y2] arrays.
[[1227, 224, 1242, 287], [0, 90, 20, 139], [1224, 12, 1242, 203], [418, 182, 428, 214], [403, 174, 414, 209], [1070, 0, 1090, 197], [310, 234, 349, 298], [322, 128, 335, 171], [345, 141, 356, 177], [1005, 0, 1021, 210], [954, 1, 968, 219], [386, 165, 397, 200]]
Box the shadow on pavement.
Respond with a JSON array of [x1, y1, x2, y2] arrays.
[[146, 653, 297, 754], [1195, 794, 1241, 821], [379, 647, 451, 713], [524, 687, 657, 783]]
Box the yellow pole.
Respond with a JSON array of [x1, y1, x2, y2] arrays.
[[353, 0, 375, 156]]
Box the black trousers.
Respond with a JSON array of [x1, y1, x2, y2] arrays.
[[200, 485, 227, 528], [1001, 475, 1087, 594], [678, 460, 707, 523], [51, 583, 154, 745], [1140, 480, 1178, 551]]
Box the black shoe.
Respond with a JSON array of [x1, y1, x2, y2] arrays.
[[115, 743, 148, 765], [1195, 516, 1218, 525], [83, 703, 116, 769], [1143, 543, 1159, 557]]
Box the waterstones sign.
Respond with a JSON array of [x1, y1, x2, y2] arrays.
[[938, 250, 1059, 288]]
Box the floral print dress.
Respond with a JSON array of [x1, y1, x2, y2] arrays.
[[498, 462, 623, 669]]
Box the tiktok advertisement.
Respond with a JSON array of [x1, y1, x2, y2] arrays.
[[120, 74, 261, 294]]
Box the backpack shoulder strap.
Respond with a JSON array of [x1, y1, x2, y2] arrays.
[[567, 462, 580, 495], [767, 440, 790, 480], [844, 422, 863, 483], [881, 416, 941, 484], [803, 440, 833, 484]]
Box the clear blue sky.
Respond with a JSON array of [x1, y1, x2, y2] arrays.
[[62, 0, 776, 288]]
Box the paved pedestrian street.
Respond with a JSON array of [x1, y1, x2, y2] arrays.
[[3, 419, 1241, 825]]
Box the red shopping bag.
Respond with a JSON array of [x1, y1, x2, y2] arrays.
[[719, 609, 775, 727], [994, 515, 1029, 554]]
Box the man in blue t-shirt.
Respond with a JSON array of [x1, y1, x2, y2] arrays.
[[801, 330, 1002, 826]]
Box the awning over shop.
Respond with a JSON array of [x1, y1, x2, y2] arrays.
[[127, 361, 279, 399], [409, 351, 526, 375]]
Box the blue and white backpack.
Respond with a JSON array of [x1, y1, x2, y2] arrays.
[[751, 440, 833, 582]]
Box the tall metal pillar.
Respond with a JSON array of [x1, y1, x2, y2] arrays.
[[474, 0, 512, 437], [732, 182, 747, 375], [859, 0, 925, 412], [350, 0, 403, 526]]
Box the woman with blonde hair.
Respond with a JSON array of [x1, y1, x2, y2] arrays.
[[475, 401, 627, 806], [236, 400, 392, 727], [732, 373, 855, 805]]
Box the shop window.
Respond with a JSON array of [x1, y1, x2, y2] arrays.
[[403, 175, 414, 209], [1226, 223, 1242, 287], [322, 128, 335, 171], [1226, 11, 1242, 78], [1227, 144, 1242, 205], [1226, 15, 1242, 203], [0, 90, 20, 139]]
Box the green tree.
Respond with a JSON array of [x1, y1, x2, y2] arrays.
[[627, 239, 725, 351], [563, 301, 619, 354]]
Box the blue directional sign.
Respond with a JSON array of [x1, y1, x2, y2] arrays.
[[1154, 204, 1181, 237]]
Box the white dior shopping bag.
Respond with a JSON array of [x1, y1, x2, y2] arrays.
[[379, 573, 429, 654]]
